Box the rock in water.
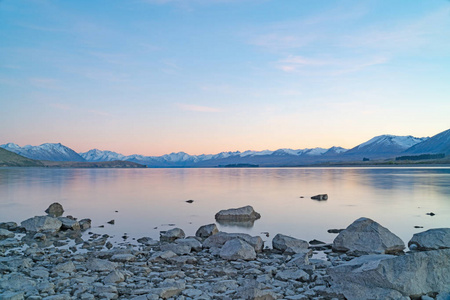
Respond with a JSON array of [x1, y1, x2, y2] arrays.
[[45, 202, 64, 217], [21, 216, 62, 233], [79, 218, 91, 230], [220, 238, 256, 260], [272, 233, 309, 255], [408, 228, 450, 251], [311, 194, 328, 201], [195, 223, 218, 239], [0, 229, 15, 239], [215, 205, 261, 221], [328, 249, 450, 300], [332, 217, 405, 255]]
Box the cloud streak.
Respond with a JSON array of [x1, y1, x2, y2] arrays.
[[177, 103, 222, 113]]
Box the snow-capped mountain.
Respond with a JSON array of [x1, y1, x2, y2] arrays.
[[79, 149, 126, 162], [0, 143, 86, 162], [344, 135, 429, 159], [403, 129, 450, 155]]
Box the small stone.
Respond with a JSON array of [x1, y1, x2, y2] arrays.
[[426, 212, 436, 216], [107, 220, 115, 225], [311, 194, 328, 201], [185, 200, 194, 203]]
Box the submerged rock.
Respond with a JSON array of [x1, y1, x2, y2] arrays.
[[311, 194, 328, 201], [215, 205, 261, 222], [408, 228, 450, 251], [45, 202, 64, 217], [332, 217, 405, 255]]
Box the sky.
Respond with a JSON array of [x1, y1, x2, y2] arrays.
[[1, 0, 449, 156]]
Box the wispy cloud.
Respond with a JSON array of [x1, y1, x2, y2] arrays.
[[177, 103, 222, 112], [29, 77, 63, 90]]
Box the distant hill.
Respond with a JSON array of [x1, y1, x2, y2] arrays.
[[403, 129, 450, 155], [343, 135, 429, 160], [0, 148, 44, 167], [41, 160, 146, 168], [1, 143, 86, 162]]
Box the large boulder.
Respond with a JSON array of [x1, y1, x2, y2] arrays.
[[219, 238, 256, 261], [408, 228, 450, 251], [45, 202, 64, 217], [160, 228, 185, 243], [195, 224, 218, 239], [21, 216, 62, 233], [215, 205, 261, 221], [332, 217, 405, 255], [203, 232, 264, 252], [272, 233, 309, 255], [328, 249, 450, 300]]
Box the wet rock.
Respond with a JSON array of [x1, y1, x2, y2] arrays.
[[219, 238, 256, 261], [311, 194, 328, 201], [160, 228, 185, 243], [195, 224, 218, 239], [215, 205, 261, 221], [185, 199, 194, 203], [21, 216, 62, 233], [45, 202, 64, 217], [107, 220, 115, 225], [426, 212, 436, 216], [327, 229, 344, 234], [332, 217, 405, 255], [328, 249, 450, 300], [272, 233, 309, 254], [408, 228, 450, 251], [0, 228, 15, 239]]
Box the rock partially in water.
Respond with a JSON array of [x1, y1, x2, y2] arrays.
[[160, 227, 185, 243], [272, 233, 309, 255], [44, 202, 64, 217], [215, 205, 261, 222], [332, 217, 405, 255], [408, 228, 450, 251], [57, 217, 80, 231], [328, 249, 450, 300], [219, 238, 256, 261], [195, 223, 218, 239], [78, 218, 91, 231], [0, 222, 18, 232], [21, 216, 62, 233], [311, 194, 328, 201]]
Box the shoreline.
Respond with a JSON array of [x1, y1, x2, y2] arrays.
[[1, 205, 449, 300]]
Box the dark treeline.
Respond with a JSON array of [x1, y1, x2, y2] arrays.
[[395, 153, 445, 161]]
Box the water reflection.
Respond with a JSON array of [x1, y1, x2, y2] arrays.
[[0, 167, 449, 246]]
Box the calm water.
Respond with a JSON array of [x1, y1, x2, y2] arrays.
[[0, 167, 449, 247]]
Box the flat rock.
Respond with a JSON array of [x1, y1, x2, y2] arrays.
[[408, 228, 450, 251], [195, 223, 218, 239], [45, 202, 64, 217], [332, 217, 405, 255], [21, 216, 62, 233], [219, 238, 256, 261], [203, 231, 264, 252], [86, 258, 118, 272], [215, 205, 261, 221], [328, 249, 450, 300]]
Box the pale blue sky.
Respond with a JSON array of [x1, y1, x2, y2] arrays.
[[1, 0, 449, 155]]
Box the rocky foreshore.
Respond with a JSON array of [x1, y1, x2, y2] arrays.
[[0, 204, 449, 300]]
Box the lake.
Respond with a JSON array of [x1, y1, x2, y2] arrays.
[[0, 167, 449, 248]]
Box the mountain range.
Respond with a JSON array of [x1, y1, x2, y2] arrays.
[[1, 128, 449, 167]]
